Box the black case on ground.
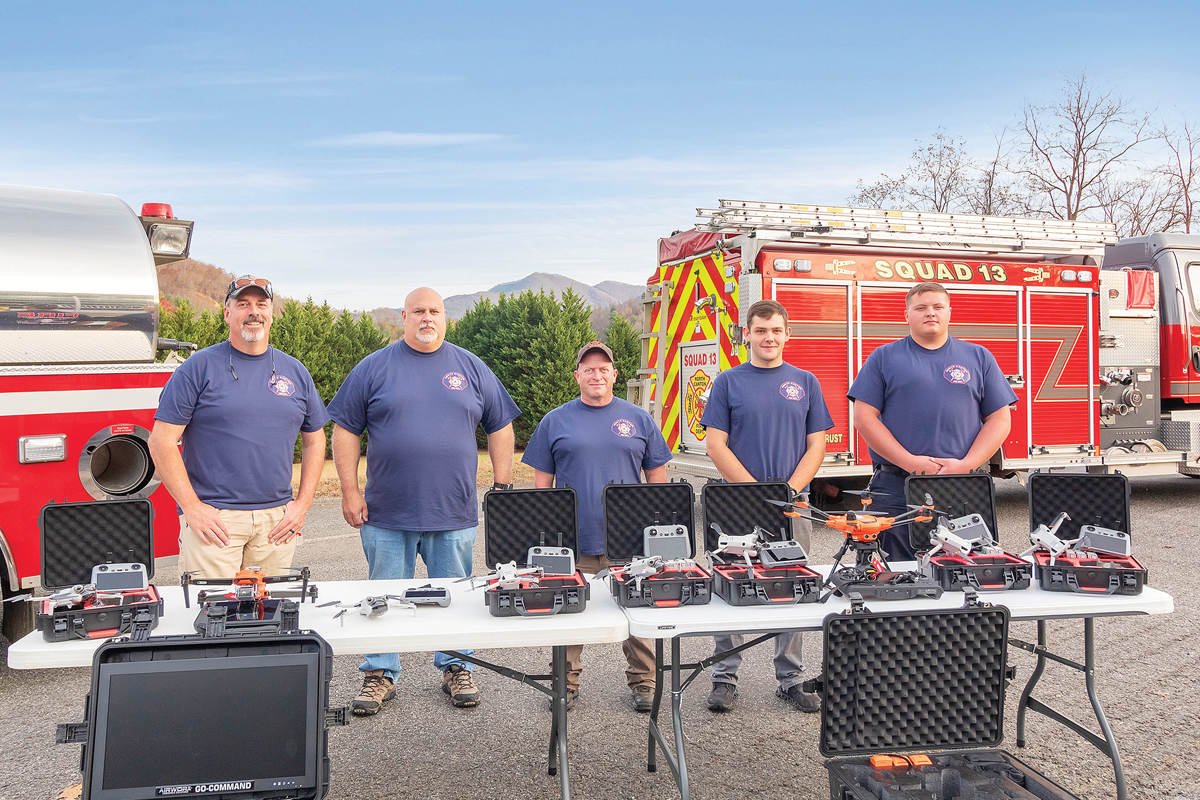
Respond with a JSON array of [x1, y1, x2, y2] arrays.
[[481, 487, 589, 617], [905, 474, 1032, 592], [819, 602, 1081, 799], [701, 481, 820, 605], [57, 630, 346, 800], [904, 473, 998, 553], [1027, 473, 1146, 596], [603, 482, 711, 608], [36, 499, 162, 642]]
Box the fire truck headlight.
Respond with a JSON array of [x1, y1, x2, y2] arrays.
[[792, 259, 812, 273], [1077, 270, 1093, 282], [1061, 270, 1077, 282], [149, 223, 191, 257], [19, 435, 66, 464], [772, 259, 793, 271]]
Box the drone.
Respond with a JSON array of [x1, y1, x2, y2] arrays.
[[764, 493, 943, 600], [181, 565, 315, 609], [318, 595, 415, 625], [919, 513, 1005, 568], [4, 584, 129, 612], [596, 555, 699, 593], [706, 523, 810, 577], [458, 561, 545, 591], [1018, 513, 1133, 566]]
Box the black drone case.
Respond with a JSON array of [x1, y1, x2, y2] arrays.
[[702, 481, 820, 606], [57, 630, 348, 800], [819, 601, 1081, 800], [905, 473, 1032, 592], [1027, 473, 1146, 596], [36, 499, 162, 643], [481, 487, 589, 617], [602, 481, 711, 608]]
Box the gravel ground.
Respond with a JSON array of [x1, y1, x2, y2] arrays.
[[1, 475, 1197, 800]]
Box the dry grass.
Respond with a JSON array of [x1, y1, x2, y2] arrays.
[[292, 451, 535, 497]]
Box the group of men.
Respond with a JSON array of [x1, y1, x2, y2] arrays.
[[148, 275, 1015, 718]]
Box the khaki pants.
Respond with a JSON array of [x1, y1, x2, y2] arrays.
[[178, 507, 297, 579], [561, 554, 656, 692]]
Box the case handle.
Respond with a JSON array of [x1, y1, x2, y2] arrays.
[[1064, 571, 1122, 595], [751, 582, 806, 604], [513, 594, 565, 616], [960, 569, 1017, 592]]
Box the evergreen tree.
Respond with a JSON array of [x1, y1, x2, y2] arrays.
[[604, 308, 640, 400]]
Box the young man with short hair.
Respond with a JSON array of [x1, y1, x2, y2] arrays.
[[848, 282, 1016, 560], [701, 299, 833, 713]]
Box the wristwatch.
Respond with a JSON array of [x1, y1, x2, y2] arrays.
[[492, 482, 514, 490]]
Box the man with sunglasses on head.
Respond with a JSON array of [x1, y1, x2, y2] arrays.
[[149, 275, 329, 579]]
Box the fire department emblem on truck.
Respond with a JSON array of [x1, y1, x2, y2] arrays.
[[443, 371, 468, 391], [944, 365, 971, 384], [779, 381, 804, 401], [611, 418, 637, 438], [684, 369, 712, 441], [269, 375, 296, 397]]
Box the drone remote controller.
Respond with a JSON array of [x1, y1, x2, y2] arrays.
[[527, 546, 576, 576], [399, 584, 452, 607], [91, 563, 148, 592], [644, 524, 690, 559]]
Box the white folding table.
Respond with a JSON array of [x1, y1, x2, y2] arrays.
[[620, 564, 1174, 800], [8, 577, 630, 800]]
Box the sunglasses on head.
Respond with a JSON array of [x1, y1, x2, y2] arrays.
[[226, 276, 273, 301]]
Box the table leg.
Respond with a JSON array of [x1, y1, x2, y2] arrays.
[[1015, 620, 1047, 748], [550, 644, 571, 800], [648, 639, 664, 773], [1010, 618, 1128, 800], [1084, 618, 1126, 800], [670, 637, 689, 800]]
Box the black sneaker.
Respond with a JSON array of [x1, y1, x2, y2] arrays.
[[777, 684, 820, 713], [631, 685, 654, 713], [352, 670, 395, 716], [706, 682, 737, 712]]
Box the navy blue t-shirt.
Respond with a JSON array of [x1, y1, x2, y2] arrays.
[[521, 398, 673, 555], [700, 362, 834, 487], [327, 341, 520, 531], [155, 342, 330, 510], [847, 336, 1017, 466]]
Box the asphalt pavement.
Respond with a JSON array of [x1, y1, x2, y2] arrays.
[[1, 475, 1198, 800]]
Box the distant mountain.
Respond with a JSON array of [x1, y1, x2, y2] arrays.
[[438, 272, 644, 320]]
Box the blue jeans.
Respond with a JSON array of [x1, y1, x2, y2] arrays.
[[358, 524, 476, 681]]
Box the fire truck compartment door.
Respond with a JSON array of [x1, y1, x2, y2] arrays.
[[1025, 290, 1095, 452], [775, 281, 853, 458], [678, 340, 720, 452]]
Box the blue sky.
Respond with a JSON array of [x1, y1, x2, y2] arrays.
[[2, 1, 1198, 309]]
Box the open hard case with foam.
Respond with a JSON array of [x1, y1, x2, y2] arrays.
[[57, 630, 348, 800], [701, 481, 821, 606], [36, 499, 163, 643], [818, 600, 1081, 799], [481, 487, 589, 617], [1027, 472, 1146, 596], [905, 473, 1032, 592], [602, 481, 711, 608]]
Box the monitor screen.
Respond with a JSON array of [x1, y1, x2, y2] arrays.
[[90, 651, 319, 799]]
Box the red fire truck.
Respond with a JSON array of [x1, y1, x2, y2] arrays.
[[633, 200, 1200, 483], [0, 185, 194, 640]]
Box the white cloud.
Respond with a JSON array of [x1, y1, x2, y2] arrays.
[[311, 131, 504, 147]]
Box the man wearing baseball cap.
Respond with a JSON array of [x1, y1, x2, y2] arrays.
[[149, 275, 329, 578], [521, 339, 673, 712]]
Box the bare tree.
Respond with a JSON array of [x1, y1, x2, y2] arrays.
[[1156, 117, 1199, 232], [964, 128, 1026, 216], [848, 129, 972, 212], [1016, 73, 1152, 220], [1096, 175, 1178, 237]]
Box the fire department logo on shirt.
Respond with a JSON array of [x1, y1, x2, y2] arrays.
[[442, 371, 468, 391], [269, 375, 296, 397], [611, 419, 637, 438], [944, 365, 972, 384], [779, 381, 805, 402]]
